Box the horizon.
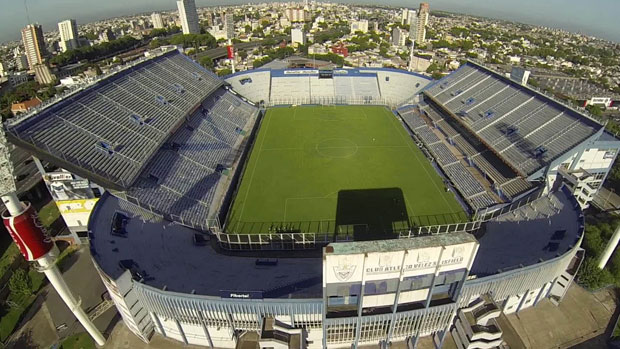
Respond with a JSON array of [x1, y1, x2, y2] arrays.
[[0, 0, 618, 45]]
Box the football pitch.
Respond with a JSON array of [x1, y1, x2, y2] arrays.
[[226, 105, 466, 238]]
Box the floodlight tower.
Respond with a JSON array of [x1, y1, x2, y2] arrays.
[[0, 127, 105, 346]]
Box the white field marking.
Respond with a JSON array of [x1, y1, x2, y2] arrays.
[[403, 194, 416, 222], [262, 145, 409, 151], [385, 109, 455, 212], [237, 111, 274, 222], [283, 193, 338, 222]]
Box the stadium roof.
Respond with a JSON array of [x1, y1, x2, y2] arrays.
[[4, 49, 223, 190], [423, 61, 604, 176], [89, 186, 582, 297], [90, 193, 323, 298]]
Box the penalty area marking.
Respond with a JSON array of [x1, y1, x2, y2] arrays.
[[283, 194, 338, 222]]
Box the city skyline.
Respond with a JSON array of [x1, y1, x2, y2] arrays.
[[0, 0, 619, 44]]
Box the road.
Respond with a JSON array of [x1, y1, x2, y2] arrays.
[[193, 36, 287, 60]]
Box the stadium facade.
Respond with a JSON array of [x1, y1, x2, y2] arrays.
[[2, 47, 618, 348]]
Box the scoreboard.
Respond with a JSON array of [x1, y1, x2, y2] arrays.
[[319, 70, 333, 79]]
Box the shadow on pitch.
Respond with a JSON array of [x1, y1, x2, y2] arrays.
[[335, 188, 409, 241]]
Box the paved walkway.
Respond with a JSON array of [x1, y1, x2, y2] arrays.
[[103, 321, 206, 349], [504, 284, 617, 348], [6, 246, 116, 348]]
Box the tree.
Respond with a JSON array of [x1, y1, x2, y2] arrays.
[[199, 56, 214, 70], [217, 68, 232, 76], [431, 71, 444, 80], [9, 269, 32, 297], [577, 257, 614, 290], [586, 104, 603, 117], [426, 63, 440, 73]]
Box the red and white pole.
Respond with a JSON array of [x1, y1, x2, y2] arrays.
[[1, 193, 105, 346]]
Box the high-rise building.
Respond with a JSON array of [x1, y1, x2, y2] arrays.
[[419, 2, 430, 25], [285, 8, 309, 22], [350, 19, 369, 34], [392, 27, 406, 47], [407, 10, 417, 27], [58, 19, 79, 52], [21, 24, 46, 70], [225, 13, 234, 39], [177, 0, 200, 35], [99, 28, 115, 43], [34, 64, 56, 85], [408, 15, 418, 39], [15, 54, 29, 71], [291, 27, 306, 46], [206, 12, 214, 27], [151, 12, 165, 29], [415, 2, 430, 44], [401, 8, 409, 25]]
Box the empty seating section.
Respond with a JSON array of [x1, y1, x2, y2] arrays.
[[405, 108, 497, 210], [442, 162, 490, 203], [420, 105, 444, 123], [416, 127, 441, 145], [7, 50, 222, 188], [126, 90, 258, 228], [499, 178, 534, 199], [370, 71, 430, 105], [435, 120, 459, 138], [399, 109, 427, 130], [452, 135, 478, 157], [471, 154, 506, 184], [227, 71, 271, 103], [310, 78, 335, 98], [429, 143, 459, 166], [425, 63, 601, 175], [468, 193, 498, 211], [270, 76, 311, 103]]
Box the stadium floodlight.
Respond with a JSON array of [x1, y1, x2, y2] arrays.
[[0, 126, 106, 346]]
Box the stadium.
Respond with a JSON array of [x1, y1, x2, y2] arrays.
[[3, 47, 620, 348]]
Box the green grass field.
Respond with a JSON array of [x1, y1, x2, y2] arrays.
[[226, 105, 466, 238]]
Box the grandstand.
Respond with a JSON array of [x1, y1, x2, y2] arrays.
[[3, 50, 620, 348], [424, 62, 602, 177], [226, 67, 430, 106], [5, 48, 259, 231]]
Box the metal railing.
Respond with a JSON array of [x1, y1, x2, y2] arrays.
[[266, 96, 402, 109]]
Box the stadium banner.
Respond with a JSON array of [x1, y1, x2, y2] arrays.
[[43, 172, 96, 201], [219, 290, 263, 299], [324, 241, 477, 284], [2, 202, 53, 261], [227, 45, 234, 59], [56, 198, 100, 214]]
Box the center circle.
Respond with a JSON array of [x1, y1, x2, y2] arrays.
[[316, 138, 358, 158]]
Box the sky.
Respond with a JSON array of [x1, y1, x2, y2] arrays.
[[0, 0, 619, 44]]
